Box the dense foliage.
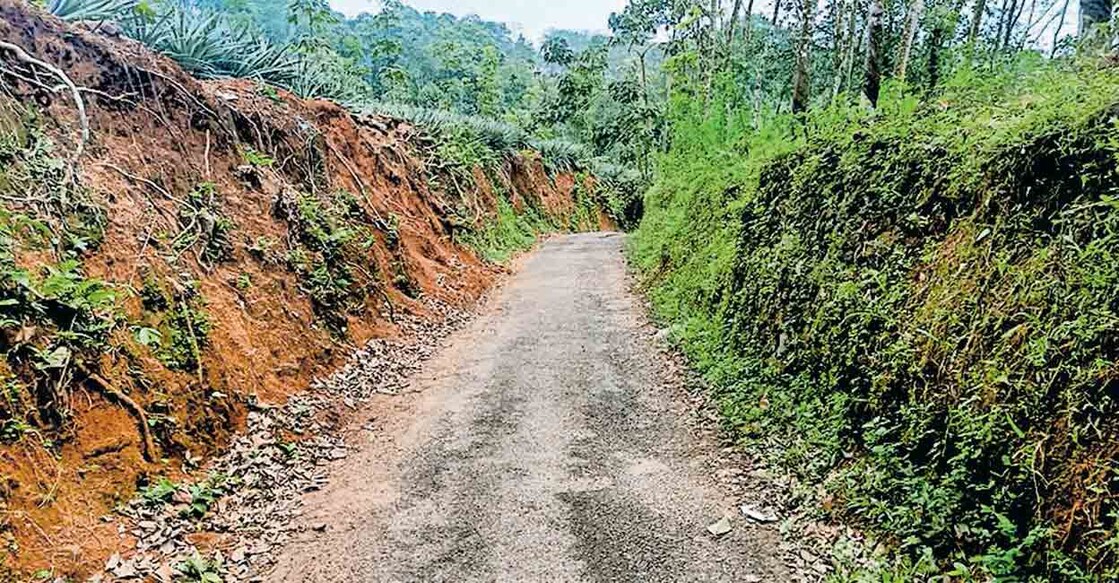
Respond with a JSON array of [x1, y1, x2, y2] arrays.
[[629, 0, 1119, 578], [38, 0, 654, 177]]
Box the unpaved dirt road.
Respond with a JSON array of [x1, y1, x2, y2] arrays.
[[269, 233, 788, 582]]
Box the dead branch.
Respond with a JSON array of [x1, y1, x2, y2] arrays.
[[325, 140, 389, 227], [99, 162, 189, 208]]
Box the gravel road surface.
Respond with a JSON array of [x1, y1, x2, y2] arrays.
[[268, 233, 788, 582]]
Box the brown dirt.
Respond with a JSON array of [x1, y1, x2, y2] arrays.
[[0, 2, 595, 577]]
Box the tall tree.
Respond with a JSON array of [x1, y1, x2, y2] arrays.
[[968, 0, 988, 45], [791, 0, 814, 112], [863, 0, 885, 106], [1051, 0, 1072, 54], [1080, 0, 1113, 34], [726, 0, 745, 60], [896, 0, 925, 82]]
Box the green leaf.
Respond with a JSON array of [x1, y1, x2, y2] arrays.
[[135, 327, 163, 348], [37, 346, 72, 370]]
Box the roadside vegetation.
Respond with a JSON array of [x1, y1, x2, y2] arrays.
[[6, 0, 1119, 580], [627, 0, 1119, 580]]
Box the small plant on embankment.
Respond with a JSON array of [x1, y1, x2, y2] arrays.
[[632, 59, 1119, 580], [0, 107, 125, 442], [136, 274, 211, 374], [275, 187, 386, 334]]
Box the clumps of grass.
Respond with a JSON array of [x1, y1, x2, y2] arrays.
[[632, 61, 1119, 580], [459, 194, 549, 264], [139, 476, 177, 506], [589, 161, 644, 230], [0, 210, 122, 431], [139, 473, 233, 520], [0, 103, 154, 452], [0, 107, 106, 253], [247, 236, 279, 263], [256, 82, 283, 104], [567, 174, 600, 232], [241, 147, 275, 169], [175, 552, 224, 583]]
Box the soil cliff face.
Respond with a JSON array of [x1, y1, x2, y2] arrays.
[[0, 2, 596, 575]]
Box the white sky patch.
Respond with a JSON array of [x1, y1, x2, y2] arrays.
[[328, 0, 1080, 52], [328, 0, 626, 41]]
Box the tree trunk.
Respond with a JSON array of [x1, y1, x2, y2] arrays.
[[744, 0, 756, 45], [837, 0, 859, 98], [927, 24, 943, 89], [968, 0, 988, 45], [772, 0, 782, 25], [1051, 0, 1071, 54], [831, 0, 849, 101], [725, 0, 745, 72], [1001, 0, 1020, 48], [728, 0, 745, 45], [638, 45, 651, 108], [896, 0, 925, 82], [995, 0, 1012, 48], [863, 0, 884, 107], [704, 0, 722, 103], [791, 0, 814, 113], [1080, 0, 1113, 34]]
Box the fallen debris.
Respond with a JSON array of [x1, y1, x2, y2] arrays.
[[706, 517, 733, 537], [740, 504, 778, 524], [103, 298, 478, 581]]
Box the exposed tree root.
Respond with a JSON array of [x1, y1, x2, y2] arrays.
[[0, 40, 89, 164], [78, 365, 157, 463]]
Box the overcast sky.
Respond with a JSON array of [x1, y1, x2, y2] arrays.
[[329, 0, 1079, 50], [328, 0, 627, 41]]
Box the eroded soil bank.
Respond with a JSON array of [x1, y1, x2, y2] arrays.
[[0, 2, 604, 577]]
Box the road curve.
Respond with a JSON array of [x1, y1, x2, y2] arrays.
[[268, 233, 789, 582]]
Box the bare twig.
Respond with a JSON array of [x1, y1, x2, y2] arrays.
[[136, 66, 233, 139], [325, 140, 389, 227], [204, 129, 212, 179], [0, 40, 89, 164], [99, 162, 189, 207]]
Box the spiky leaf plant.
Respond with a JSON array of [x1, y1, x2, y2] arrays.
[[47, 0, 136, 21]]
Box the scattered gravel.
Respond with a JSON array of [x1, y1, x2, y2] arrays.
[[92, 299, 478, 582]]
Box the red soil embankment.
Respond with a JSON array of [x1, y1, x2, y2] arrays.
[[0, 2, 589, 576]]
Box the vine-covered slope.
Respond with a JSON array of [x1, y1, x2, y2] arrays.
[[633, 63, 1119, 580]]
